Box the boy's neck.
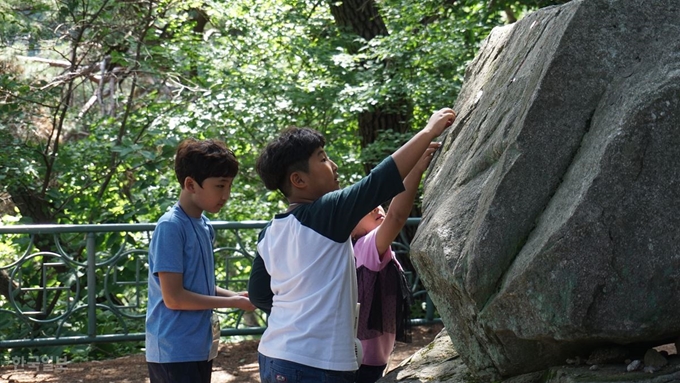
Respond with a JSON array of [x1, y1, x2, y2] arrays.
[[178, 191, 203, 218], [285, 195, 317, 212], [286, 201, 305, 212], [287, 188, 323, 205]]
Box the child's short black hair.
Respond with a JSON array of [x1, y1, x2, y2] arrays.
[[256, 127, 326, 196], [175, 138, 239, 188]]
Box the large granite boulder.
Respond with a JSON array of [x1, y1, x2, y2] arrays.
[[410, 0, 680, 380]]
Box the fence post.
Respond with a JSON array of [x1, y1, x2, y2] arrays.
[[87, 232, 96, 339], [425, 294, 435, 322]]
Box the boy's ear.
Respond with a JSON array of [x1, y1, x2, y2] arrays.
[[289, 171, 306, 190], [184, 176, 197, 192]]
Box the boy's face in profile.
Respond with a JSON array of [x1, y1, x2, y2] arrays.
[[301, 147, 340, 199], [189, 176, 234, 214]]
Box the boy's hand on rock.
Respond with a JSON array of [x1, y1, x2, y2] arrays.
[[413, 142, 441, 174], [426, 108, 456, 137]]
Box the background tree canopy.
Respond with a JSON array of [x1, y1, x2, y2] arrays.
[[0, 0, 570, 226]]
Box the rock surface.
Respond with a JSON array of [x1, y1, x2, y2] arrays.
[[380, 328, 471, 383], [379, 329, 680, 383], [410, 0, 680, 380]]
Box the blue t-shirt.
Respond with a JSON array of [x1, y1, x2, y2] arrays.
[[145, 204, 216, 363]]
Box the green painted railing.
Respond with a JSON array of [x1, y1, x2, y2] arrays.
[[0, 218, 437, 350]]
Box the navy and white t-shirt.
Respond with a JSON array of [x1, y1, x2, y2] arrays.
[[249, 156, 405, 371]]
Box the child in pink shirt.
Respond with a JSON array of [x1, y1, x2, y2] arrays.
[[351, 142, 440, 383]]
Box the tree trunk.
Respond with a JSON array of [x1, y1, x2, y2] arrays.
[[358, 105, 412, 174], [327, 0, 413, 173], [8, 185, 52, 224], [0, 269, 28, 308], [327, 0, 420, 273], [328, 0, 388, 41]]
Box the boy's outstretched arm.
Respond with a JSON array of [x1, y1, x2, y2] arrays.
[[374, 143, 439, 255], [391, 108, 455, 179], [158, 272, 256, 311], [216, 286, 249, 298]]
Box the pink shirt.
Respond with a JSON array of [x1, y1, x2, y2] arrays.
[[354, 228, 402, 366]]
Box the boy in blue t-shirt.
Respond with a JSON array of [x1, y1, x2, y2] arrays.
[[146, 138, 256, 383], [248, 108, 456, 383]]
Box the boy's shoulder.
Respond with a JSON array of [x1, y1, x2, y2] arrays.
[[156, 205, 182, 224], [154, 205, 195, 233], [261, 157, 403, 243], [260, 204, 334, 242]]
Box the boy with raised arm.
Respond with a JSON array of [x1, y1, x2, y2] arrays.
[[249, 108, 456, 383]]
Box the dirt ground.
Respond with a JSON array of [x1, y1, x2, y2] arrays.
[[1, 324, 444, 383]]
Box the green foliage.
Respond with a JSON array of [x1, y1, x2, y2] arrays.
[[0, 0, 569, 225]]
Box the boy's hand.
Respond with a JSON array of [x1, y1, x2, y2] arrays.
[[413, 142, 441, 175], [425, 108, 456, 137], [230, 295, 257, 311]]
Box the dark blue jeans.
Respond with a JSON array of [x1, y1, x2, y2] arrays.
[[355, 364, 387, 383], [147, 360, 212, 383], [259, 353, 355, 383]]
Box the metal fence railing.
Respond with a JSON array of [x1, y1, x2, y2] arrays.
[[0, 218, 438, 350]]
